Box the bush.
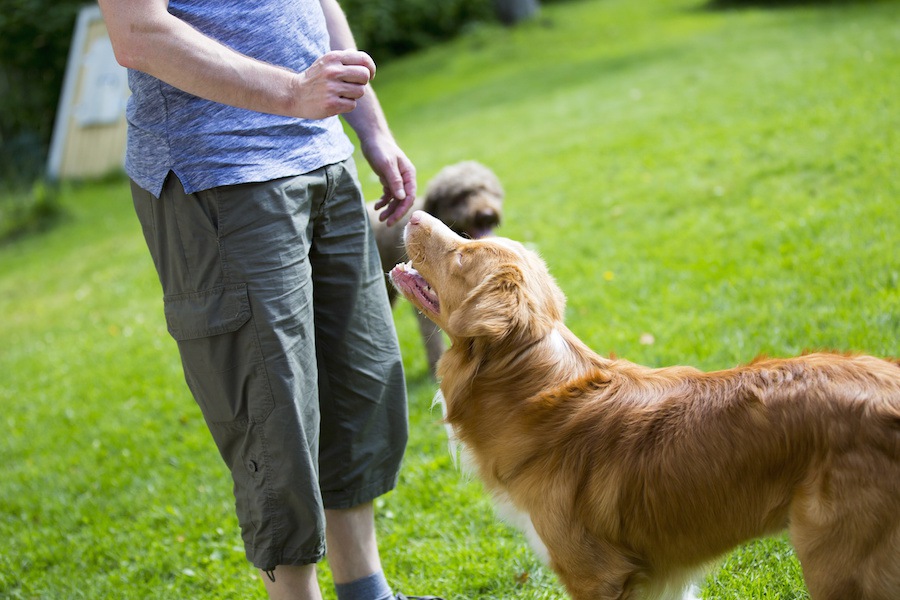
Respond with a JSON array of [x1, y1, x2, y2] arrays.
[[342, 0, 497, 60], [0, 180, 64, 244], [0, 0, 84, 185]]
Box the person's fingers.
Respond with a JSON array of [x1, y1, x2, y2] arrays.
[[378, 199, 401, 224], [334, 80, 367, 100], [384, 165, 407, 203], [399, 158, 417, 202], [296, 55, 374, 117], [337, 64, 372, 86], [327, 50, 376, 81], [382, 195, 415, 227], [362, 142, 416, 225], [373, 195, 389, 211], [378, 168, 416, 226]]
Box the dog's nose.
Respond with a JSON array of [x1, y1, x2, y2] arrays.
[[474, 210, 500, 229], [409, 210, 426, 226]]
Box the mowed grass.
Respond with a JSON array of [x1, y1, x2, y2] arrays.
[[2, 0, 898, 597]]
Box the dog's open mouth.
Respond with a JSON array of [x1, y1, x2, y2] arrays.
[[390, 262, 440, 314]]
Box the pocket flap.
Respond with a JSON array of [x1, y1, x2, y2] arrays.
[[164, 283, 252, 341]]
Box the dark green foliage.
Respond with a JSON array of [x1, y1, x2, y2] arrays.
[[0, 0, 84, 185], [0, 179, 64, 243], [341, 0, 496, 61]]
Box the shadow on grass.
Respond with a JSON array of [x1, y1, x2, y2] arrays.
[[705, 0, 895, 9]]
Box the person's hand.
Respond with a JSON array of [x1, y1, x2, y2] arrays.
[[363, 134, 417, 227], [292, 50, 376, 119]]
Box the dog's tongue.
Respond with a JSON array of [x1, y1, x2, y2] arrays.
[[389, 263, 440, 314]]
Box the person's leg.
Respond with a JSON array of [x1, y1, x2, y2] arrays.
[[131, 173, 330, 595], [259, 564, 323, 600], [312, 160, 408, 511], [311, 160, 407, 600], [325, 502, 382, 585], [257, 502, 388, 600]]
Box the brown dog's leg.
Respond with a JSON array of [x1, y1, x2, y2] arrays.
[[791, 469, 900, 600], [544, 535, 646, 600], [556, 566, 641, 600], [795, 532, 900, 600]]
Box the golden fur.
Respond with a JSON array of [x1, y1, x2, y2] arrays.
[[369, 161, 503, 376], [390, 211, 900, 600]]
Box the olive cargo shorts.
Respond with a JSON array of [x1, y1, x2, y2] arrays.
[[131, 160, 409, 571]]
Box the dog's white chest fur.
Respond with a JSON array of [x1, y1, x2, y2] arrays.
[[491, 493, 552, 564], [433, 389, 552, 564]]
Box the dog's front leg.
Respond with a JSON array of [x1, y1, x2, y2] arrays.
[[563, 576, 700, 600], [557, 572, 635, 600], [542, 536, 644, 600]]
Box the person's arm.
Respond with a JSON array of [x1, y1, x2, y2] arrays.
[[319, 0, 416, 225], [98, 0, 375, 120]]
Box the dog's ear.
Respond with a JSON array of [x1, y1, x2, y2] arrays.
[[448, 264, 534, 340]]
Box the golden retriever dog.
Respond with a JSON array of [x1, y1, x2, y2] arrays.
[[390, 211, 900, 600], [368, 161, 503, 376]]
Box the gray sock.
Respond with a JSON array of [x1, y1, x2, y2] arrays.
[[334, 570, 393, 600]]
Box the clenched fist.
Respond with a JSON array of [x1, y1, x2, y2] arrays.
[[292, 50, 377, 120]]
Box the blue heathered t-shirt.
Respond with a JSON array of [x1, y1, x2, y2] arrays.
[[126, 0, 355, 197]]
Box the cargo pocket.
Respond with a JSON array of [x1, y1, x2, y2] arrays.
[[164, 283, 274, 424]]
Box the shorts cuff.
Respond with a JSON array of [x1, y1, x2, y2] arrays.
[[250, 544, 326, 571]]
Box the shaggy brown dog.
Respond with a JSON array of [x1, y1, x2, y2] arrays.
[[368, 161, 503, 376], [390, 211, 900, 600]]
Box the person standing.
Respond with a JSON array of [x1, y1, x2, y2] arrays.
[[98, 1, 438, 598]]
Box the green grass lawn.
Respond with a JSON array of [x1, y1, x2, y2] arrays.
[[2, 0, 898, 597]]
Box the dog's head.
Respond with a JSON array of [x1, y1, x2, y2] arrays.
[[422, 161, 504, 240], [390, 211, 565, 345]]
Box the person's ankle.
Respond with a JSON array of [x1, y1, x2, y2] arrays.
[[334, 570, 393, 600]]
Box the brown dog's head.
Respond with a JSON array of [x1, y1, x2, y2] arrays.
[[422, 161, 504, 240], [390, 211, 565, 345]]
